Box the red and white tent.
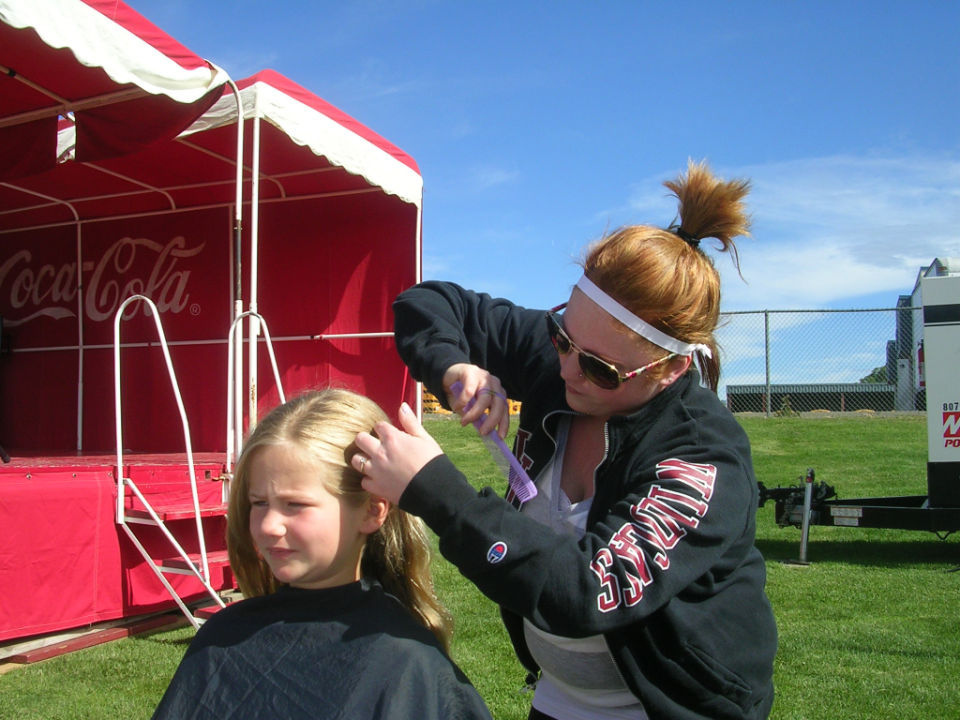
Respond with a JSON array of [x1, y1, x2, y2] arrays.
[[1, 1, 422, 645], [0, 0, 230, 177], [1, 68, 422, 454]]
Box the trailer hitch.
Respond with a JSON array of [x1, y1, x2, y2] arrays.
[[757, 469, 836, 509]]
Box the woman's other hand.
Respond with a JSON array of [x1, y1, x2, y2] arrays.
[[442, 363, 510, 439]]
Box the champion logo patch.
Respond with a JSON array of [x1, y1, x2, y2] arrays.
[[486, 541, 508, 564]]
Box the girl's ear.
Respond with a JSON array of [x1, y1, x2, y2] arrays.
[[360, 496, 390, 535]]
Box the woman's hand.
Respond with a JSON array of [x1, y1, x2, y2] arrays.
[[353, 403, 444, 506], [442, 363, 510, 439]]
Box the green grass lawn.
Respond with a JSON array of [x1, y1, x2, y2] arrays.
[[2, 413, 958, 719]]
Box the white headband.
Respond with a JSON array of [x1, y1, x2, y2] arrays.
[[575, 275, 713, 359]]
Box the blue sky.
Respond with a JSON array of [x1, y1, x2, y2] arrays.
[[128, 0, 960, 318]]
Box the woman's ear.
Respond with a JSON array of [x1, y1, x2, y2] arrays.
[[360, 496, 390, 535], [658, 354, 692, 389]]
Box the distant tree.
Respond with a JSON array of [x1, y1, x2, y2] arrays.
[[859, 366, 887, 384], [774, 395, 800, 417]]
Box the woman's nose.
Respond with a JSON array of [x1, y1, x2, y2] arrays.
[[558, 349, 581, 383]]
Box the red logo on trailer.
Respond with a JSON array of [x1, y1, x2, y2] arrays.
[[944, 412, 960, 448]]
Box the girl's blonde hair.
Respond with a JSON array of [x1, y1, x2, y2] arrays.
[[227, 388, 453, 650], [581, 159, 750, 390]]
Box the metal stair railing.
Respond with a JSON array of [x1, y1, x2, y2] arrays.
[[114, 294, 226, 628], [226, 310, 286, 473]]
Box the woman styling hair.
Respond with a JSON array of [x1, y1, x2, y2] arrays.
[[153, 388, 491, 720], [353, 160, 777, 720]]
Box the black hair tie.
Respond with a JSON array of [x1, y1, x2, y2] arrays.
[[673, 226, 700, 248]]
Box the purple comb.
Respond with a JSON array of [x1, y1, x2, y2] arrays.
[[451, 382, 537, 502]]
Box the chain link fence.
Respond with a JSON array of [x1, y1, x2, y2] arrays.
[[421, 307, 925, 417], [716, 307, 925, 416]]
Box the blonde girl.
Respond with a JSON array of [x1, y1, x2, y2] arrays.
[[227, 387, 451, 646]]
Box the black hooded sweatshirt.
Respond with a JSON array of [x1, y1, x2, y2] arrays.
[[393, 281, 777, 720]]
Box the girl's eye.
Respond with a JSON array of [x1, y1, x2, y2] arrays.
[[249, 500, 267, 507]]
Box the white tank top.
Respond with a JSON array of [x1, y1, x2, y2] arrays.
[[521, 417, 648, 719]]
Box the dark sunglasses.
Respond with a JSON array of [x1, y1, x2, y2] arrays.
[[545, 304, 677, 390]]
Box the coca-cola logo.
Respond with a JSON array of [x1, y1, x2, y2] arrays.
[[0, 236, 204, 327]]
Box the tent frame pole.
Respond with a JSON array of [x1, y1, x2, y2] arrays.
[[221, 79, 245, 464], [247, 93, 262, 433]]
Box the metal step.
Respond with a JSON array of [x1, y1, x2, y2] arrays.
[[193, 589, 243, 619], [194, 604, 226, 619], [160, 550, 230, 575], [124, 503, 227, 523]]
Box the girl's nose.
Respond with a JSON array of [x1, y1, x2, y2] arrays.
[[257, 508, 285, 537]]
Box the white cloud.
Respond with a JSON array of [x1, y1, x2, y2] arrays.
[[469, 165, 520, 191], [421, 255, 453, 279], [447, 120, 476, 140], [625, 154, 960, 310]]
